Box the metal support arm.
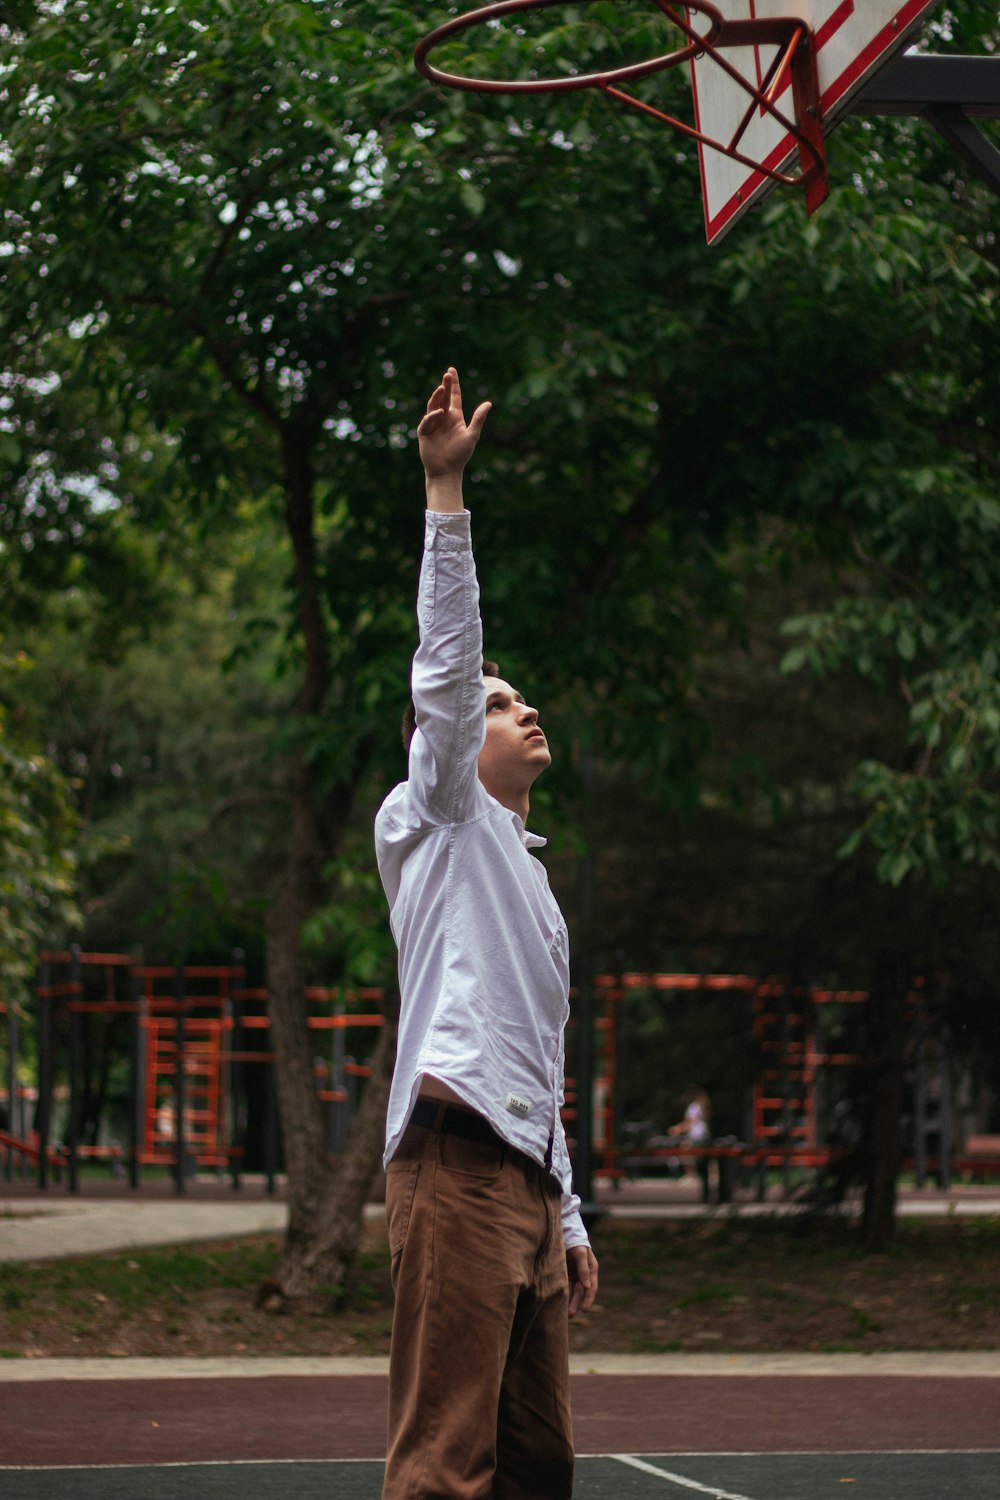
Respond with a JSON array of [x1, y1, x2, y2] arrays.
[[853, 54, 1000, 197]]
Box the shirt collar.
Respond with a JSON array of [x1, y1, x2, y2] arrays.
[[509, 807, 547, 849]]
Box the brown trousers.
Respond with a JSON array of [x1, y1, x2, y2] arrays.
[[382, 1115, 574, 1500]]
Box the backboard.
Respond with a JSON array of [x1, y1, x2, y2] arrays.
[[690, 2, 943, 244]]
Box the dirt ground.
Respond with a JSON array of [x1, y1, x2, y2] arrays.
[[4, 1213, 999, 1360]]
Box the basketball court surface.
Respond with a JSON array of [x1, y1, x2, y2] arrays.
[[3, 1356, 998, 1498]]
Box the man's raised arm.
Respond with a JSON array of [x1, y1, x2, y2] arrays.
[[402, 368, 492, 829]]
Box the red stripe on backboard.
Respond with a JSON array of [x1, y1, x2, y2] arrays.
[[815, 1, 856, 54], [820, 0, 932, 115], [697, 0, 938, 244]]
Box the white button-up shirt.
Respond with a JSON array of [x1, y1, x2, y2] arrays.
[[375, 509, 588, 1250]]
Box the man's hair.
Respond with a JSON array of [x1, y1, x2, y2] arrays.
[[402, 659, 500, 753]]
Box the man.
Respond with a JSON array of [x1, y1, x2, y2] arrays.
[[375, 367, 598, 1500]]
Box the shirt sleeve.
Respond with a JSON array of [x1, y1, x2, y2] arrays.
[[561, 1189, 591, 1251], [405, 510, 486, 828], [552, 1108, 590, 1250]]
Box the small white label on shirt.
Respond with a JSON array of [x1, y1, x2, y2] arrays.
[[505, 1093, 532, 1118]]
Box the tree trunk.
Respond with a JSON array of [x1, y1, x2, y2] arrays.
[[861, 955, 909, 1252], [264, 786, 331, 1254], [275, 996, 398, 1303], [259, 427, 392, 1306], [262, 746, 397, 1307]]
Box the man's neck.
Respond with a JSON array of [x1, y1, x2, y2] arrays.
[[483, 781, 531, 825], [501, 792, 531, 825]]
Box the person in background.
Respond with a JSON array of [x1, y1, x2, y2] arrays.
[[668, 1086, 712, 1199]]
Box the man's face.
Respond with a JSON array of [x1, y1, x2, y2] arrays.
[[477, 675, 551, 798]]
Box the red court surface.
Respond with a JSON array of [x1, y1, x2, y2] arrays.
[[1, 1373, 998, 1467]]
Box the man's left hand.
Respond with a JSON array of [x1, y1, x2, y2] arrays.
[[567, 1245, 599, 1319]]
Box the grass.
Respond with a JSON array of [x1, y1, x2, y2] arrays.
[[4, 1239, 280, 1311], [1, 1214, 999, 1359]]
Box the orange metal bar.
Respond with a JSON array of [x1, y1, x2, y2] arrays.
[[307, 1014, 385, 1030], [38, 950, 132, 965], [65, 1000, 143, 1014], [36, 983, 83, 1000]]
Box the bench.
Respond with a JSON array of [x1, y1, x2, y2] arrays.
[[612, 1141, 848, 1204], [956, 1134, 1000, 1179]]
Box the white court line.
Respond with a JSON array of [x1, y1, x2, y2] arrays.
[[612, 1454, 755, 1499], [598, 1446, 1000, 1457]]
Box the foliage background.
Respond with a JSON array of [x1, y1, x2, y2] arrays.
[[1, 1, 998, 1156]]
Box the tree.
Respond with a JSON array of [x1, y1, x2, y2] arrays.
[[0, 0, 728, 1296], [742, 16, 1000, 1245], [1, 0, 423, 1292], [2, 0, 997, 1281]]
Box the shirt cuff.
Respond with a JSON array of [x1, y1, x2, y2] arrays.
[[561, 1203, 591, 1251], [424, 509, 471, 548]]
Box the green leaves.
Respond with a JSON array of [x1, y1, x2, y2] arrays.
[[776, 401, 1000, 887], [458, 178, 486, 218], [0, 656, 81, 1008], [846, 759, 1000, 889], [786, 603, 1000, 888]]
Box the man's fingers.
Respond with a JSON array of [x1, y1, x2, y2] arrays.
[[568, 1264, 588, 1318], [424, 380, 447, 415], [567, 1246, 599, 1320], [468, 400, 492, 438], [583, 1249, 599, 1311], [417, 407, 447, 436], [568, 1279, 589, 1318]]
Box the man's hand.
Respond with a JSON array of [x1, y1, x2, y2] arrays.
[[567, 1245, 599, 1319], [418, 366, 492, 512]]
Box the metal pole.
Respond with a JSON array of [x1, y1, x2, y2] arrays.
[[780, 991, 792, 1196], [36, 958, 52, 1190], [230, 950, 244, 1192], [264, 1058, 279, 1196], [67, 945, 82, 1193], [853, 54, 1000, 198], [914, 1046, 927, 1190], [938, 1031, 952, 1191], [4, 1003, 16, 1183], [129, 959, 143, 1190], [174, 961, 187, 1195]]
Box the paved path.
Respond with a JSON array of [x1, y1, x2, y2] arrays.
[[2, 1352, 999, 1380], [0, 1196, 292, 1260], [3, 1177, 998, 1262]]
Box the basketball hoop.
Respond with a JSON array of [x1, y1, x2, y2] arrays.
[[414, 0, 828, 215]]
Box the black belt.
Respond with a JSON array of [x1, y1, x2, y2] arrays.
[[410, 1098, 507, 1148], [409, 1098, 554, 1171]]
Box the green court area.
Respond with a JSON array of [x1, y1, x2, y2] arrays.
[[4, 1453, 1000, 1500]]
